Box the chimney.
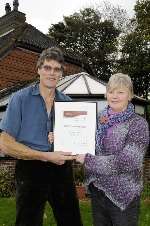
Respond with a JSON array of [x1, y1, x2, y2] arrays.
[[0, 0, 26, 36], [13, 0, 19, 11], [5, 3, 11, 14]]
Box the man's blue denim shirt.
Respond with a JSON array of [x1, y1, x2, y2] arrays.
[[0, 83, 71, 152]]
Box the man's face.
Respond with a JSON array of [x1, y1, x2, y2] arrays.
[[38, 59, 63, 89]]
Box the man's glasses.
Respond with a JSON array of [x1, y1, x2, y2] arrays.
[[42, 65, 62, 74]]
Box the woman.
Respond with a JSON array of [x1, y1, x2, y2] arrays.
[[76, 73, 149, 226]]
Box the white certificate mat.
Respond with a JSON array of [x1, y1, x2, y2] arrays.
[[54, 101, 96, 155]]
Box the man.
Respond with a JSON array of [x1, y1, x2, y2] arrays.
[[0, 47, 83, 226]]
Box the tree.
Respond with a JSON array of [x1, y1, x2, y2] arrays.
[[118, 0, 150, 99], [96, 1, 132, 34], [135, 0, 150, 38], [48, 8, 120, 81]]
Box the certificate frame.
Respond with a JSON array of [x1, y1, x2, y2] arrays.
[[54, 101, 97, 155]]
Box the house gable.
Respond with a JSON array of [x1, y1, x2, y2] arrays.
[[0, 1, 94, 93]]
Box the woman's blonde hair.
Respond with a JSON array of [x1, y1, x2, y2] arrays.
[[106, 73, 134, 99]]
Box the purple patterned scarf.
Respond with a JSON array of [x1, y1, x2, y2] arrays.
[[96, 102, 135, 153]]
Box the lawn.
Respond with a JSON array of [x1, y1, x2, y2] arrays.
[[0, 198, 149, 226]]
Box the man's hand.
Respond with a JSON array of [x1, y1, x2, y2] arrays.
[[43, 151, 76, 165], [75, 154, 86, 164], [48, 132, 54, 144]]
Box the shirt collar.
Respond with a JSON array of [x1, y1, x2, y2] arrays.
[[31, 83, 40, 95], [31, 82, 60, 100]]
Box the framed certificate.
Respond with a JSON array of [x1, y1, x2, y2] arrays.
[[54, 101, 97, 155]]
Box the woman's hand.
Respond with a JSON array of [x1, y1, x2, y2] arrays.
[[75, 154, 86, 164], [48, 132, 54, 144], [43, 151, 76, 165]]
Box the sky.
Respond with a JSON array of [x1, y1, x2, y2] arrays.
[[0, 0, 137, 34]]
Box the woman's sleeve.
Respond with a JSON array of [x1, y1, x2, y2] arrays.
[[84, 117, 149, 176]]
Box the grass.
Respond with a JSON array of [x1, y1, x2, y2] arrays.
[[0, 198, 150, 226]]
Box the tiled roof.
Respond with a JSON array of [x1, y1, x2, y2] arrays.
[[0, 79, 36, 99], [17, 23, 56, 50], [0, 30, 14, 45], [0, 23, 56, 58]]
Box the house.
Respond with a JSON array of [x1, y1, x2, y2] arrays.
[[0, 0, 94, 96]]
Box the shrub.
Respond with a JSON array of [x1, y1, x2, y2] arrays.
[[142, 183, 150, 200], [0, 165, 15, 197], [73, 165, 85, 186]]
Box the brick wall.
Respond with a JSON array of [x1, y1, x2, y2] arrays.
[[0, 47, 85, 90], [64, 62, 82, 75], [0, 48, 38, 90]]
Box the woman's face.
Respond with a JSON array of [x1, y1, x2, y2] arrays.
[[106, 86, 131, 112]]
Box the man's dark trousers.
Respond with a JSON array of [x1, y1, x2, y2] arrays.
[[15, 160, 83, 226]]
